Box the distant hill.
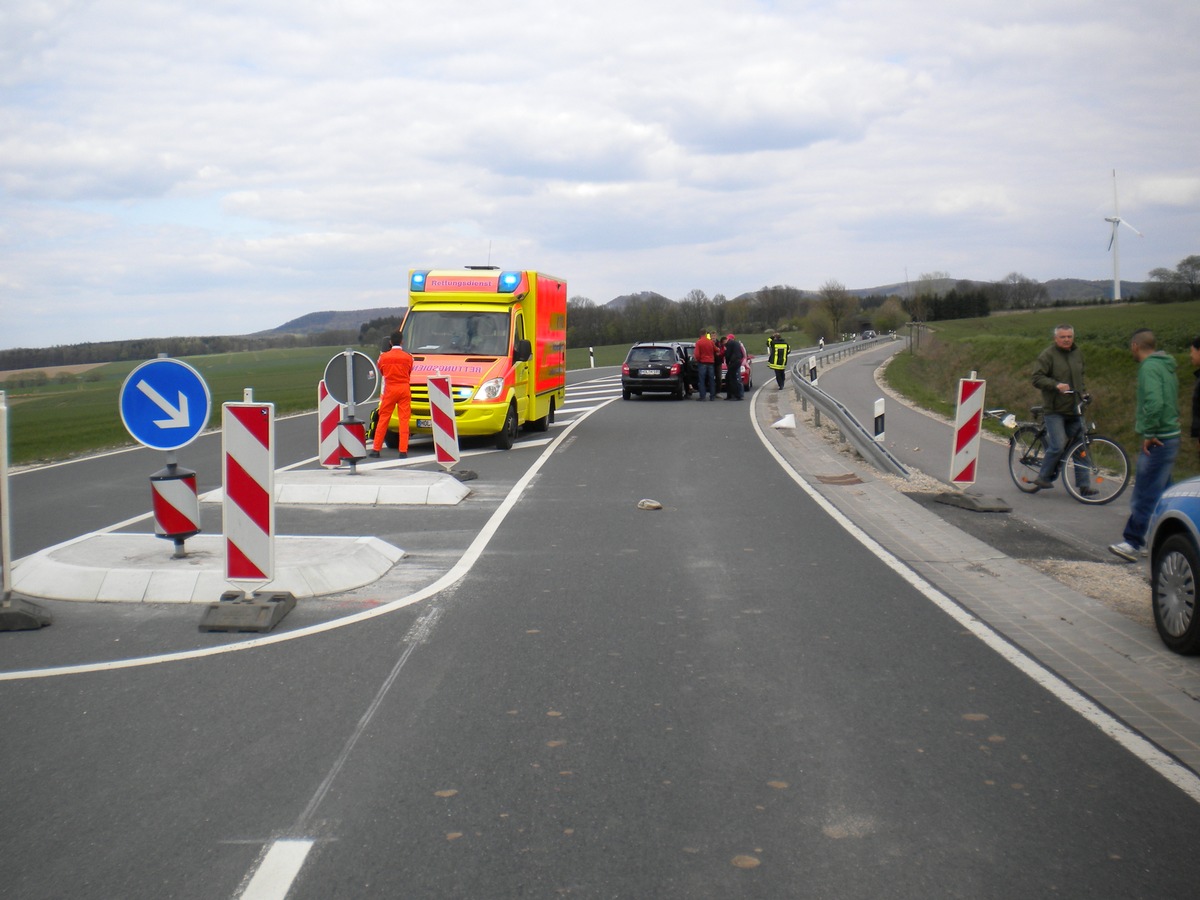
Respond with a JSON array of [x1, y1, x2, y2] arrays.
[[604, 291, 672, 310], [256, 306, 407, 337]]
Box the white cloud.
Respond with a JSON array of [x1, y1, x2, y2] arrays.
[[1, 0, 1198, 349]]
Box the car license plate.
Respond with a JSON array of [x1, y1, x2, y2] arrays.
[[638, 369, 660, 376], [416, 418, 432, 428]]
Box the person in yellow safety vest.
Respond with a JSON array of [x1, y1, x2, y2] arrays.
[[369, 330, 414, 459], [768, 332, 790, 389]]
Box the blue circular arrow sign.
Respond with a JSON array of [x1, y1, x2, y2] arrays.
[[119, 359, 212, 451]]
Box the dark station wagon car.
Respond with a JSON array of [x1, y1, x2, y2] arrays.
[[621, 341, 695, 400]]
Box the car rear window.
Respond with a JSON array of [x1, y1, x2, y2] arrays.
[[627, 347, 674, 365]]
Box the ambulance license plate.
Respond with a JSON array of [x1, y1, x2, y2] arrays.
[[417, 419, 432, 429], [638, 369, 660, 376]]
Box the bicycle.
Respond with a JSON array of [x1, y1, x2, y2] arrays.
[[985, 393, 1130, 505]]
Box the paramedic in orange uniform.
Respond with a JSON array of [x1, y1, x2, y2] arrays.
[[369, 331, 414, 458]]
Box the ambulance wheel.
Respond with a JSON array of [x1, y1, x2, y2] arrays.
[[496, 404, 518, 450], [384, 430, 399, 450], [531, 399, 554, 432]]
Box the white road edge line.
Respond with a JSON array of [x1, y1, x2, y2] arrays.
[[237, 840, 314, 900], [0, 397, 617, 682], [748, 388, 1200, 805]]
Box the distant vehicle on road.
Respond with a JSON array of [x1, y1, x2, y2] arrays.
[[1147, 477, 1200, 654], [860, 329, 878, 340], [621, 341, 693, 400]]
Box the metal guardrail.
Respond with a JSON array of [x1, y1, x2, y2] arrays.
[[786, 336, 911, 478]]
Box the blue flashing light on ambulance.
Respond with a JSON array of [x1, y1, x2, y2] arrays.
[[380, 267, 567, 450]]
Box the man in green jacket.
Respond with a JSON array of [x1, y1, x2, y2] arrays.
[[1109, 329, 1181, 562], [1031, 324, 1094, 494]]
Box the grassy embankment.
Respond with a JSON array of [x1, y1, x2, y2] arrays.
[[883, 302, 1200, 481]]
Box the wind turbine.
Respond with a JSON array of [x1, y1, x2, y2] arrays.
[[1104, 169, 1143, 301]]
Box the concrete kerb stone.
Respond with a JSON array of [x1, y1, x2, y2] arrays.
[[10, 534, 405, 604], [755, 379, 1200, 775], [202, 466, 471, 506]]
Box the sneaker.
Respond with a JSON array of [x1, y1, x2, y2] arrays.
[[368, 450, 381, 458], [1108, 541, 1138, 563], [1033, 477, 1055, 490], [1079, 486, 1099, 497]]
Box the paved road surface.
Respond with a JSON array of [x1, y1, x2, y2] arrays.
[[3, 368, 1200, 898]]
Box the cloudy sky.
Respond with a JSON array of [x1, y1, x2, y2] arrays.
[[2, 0, 1198, 350]]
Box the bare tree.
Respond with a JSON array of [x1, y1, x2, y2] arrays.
[[819, 280, 858, 338], [1149, 254, 1200, 300], [996, 272, 1047, 309]]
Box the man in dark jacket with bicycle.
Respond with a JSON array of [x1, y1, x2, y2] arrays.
[[1031, 324, 1096, 495]]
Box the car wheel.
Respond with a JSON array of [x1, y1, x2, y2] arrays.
[[622, 389, 631, 400], [495, 403, 518, 450], [1152, 533, 1200, 654], [531, 398, 554, 432]]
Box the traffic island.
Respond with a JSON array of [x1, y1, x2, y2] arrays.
[[9, 534, 405, 604]]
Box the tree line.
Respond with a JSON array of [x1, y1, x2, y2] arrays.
[[5, 255, 1194, 371]]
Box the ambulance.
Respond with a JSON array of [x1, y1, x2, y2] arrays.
[[384, 267, 567, 450]]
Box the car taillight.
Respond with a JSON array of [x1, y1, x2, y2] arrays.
[[670, 363, 680, 375], [622, 363, 630, 375]]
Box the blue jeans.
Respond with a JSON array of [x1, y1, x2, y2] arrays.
[[1038, 414, 1088, 486], [727, 365, 744, 399], [697, 363, 715, 400], [1123, 435, 1180, 548]]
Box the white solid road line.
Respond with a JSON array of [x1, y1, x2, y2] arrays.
[[238, 840, 314, 900], [748, 388, 1200, 807]]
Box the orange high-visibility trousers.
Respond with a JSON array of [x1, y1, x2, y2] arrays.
[[373, 386, 411, 452]]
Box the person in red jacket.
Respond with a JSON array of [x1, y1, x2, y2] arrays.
[[369, 331, 414, 458], [693, 328, 716, 400]]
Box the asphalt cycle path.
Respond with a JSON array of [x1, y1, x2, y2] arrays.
[[816, 342, 1129, 563], [6, 374, 1200, 898]]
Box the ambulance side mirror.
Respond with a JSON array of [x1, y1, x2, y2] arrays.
[[513, 339, 532, 363]]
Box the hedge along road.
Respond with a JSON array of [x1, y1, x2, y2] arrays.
[[2, 369, 1200, 899]]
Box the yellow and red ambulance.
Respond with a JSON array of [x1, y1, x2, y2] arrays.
[[385, 268, 567, 450]]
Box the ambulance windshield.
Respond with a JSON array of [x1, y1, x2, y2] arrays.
[[404, 310, 510, 356]]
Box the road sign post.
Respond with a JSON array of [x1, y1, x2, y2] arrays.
[[323, 350, 379, 474], [0, 391, 52, 630], [198, 398, 294, 632], [317, 380, 342, 468], [221, 401, 275, 587], [951, 373, 986, 486], [428, 374, 461, 472], [119, 357, 212, 558], [120, 358, 212, 452], [150, 464, 200, 558]]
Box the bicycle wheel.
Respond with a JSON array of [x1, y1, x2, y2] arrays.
[[1062, 435, 1130, 505], [1008, 425, 1045, 493]]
